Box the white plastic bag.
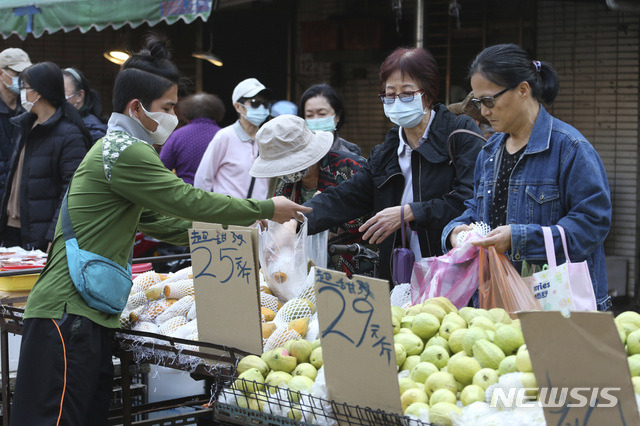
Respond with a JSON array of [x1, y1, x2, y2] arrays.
[[259, 218, 314, 301]]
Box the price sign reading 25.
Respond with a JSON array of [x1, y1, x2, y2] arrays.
[[190, 229, 252, 284]]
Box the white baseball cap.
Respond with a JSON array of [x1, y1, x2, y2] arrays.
[[232, 78, 273, 104]]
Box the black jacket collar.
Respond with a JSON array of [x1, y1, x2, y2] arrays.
[[11, 106, 64, 132]]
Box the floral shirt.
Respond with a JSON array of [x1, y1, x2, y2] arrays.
[[273, 151, 374, 276]]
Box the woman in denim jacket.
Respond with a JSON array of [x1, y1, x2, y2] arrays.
[[442, 44, 612, 311]]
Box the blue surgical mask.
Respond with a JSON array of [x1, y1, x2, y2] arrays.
[[383, 92, 426, 128], [305, 115, 336, 133], [281, 169, 309, 184], [2, 69, 19, 95], [243, 104, 269, 126]]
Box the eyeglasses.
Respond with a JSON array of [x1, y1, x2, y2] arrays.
[[379, 89, 423, 105], [244, 98, 270, 109], [470, 87, 514, 109]]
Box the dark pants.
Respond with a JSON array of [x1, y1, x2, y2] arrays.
[[10, 314, 114, 426]]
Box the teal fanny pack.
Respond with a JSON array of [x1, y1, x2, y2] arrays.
[[60, 191, 132, 314]]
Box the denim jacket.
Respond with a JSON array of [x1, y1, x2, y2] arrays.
[[441, 105, 612, 310]]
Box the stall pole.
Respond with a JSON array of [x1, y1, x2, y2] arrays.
[[1, 327, 8, 426]]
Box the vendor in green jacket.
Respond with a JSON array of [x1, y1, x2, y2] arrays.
[[9, 35, 309, 426]]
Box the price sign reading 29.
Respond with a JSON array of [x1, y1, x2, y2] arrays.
[[190, 229, 252, 284], [315, 269, 393, 366]]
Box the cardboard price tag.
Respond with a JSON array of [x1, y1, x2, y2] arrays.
[[313, 267, 402, 415], [189, 223, 262, 356], [519, 311, 640, 426]]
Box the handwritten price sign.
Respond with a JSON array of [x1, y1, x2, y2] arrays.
[[190, 224, 262, 356], [519, 311, 640, 426], [314, 267, 402, 415]]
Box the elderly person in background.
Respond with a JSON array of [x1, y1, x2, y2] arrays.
[[251, 114, 372, 276], [195, 78, 272, 199], [442, 43, 612, 311], [63, 67, 108, 143], [448, 91, 494, 140], [299, 84, 361, 156], [0, 48, 31, 203], [160, 93, 225, 185]]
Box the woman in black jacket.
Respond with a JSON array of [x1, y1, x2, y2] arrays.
[[1, 62, 90, 251], [303, 47, 485, 283]]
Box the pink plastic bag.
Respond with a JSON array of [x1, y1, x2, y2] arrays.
[[410, 230, 486, 309]]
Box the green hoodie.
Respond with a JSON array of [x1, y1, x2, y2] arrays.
[[24, 129, 274, 328]]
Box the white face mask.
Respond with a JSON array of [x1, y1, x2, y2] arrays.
[[382, 92, 426, 129], [20, 89, 39, 113], [129, 102, 178, 146]]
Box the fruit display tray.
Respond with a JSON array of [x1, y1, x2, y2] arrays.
[[213, 373, 429, 426]]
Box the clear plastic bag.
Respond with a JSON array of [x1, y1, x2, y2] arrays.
[[259, 218, 328, 302], [478, 246, 541, 317]]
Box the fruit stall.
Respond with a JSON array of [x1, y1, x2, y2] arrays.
[[1, 222, 640, 426]]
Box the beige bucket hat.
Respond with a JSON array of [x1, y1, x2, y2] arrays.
[[250, 114, 333, 178]]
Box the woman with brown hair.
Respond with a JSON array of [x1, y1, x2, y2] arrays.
[[301, 47, 484, 282]]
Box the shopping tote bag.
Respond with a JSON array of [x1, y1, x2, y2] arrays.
[[525, 226, 597, 315]]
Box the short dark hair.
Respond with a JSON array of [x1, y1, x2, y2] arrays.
[[113, 34, 180, 113], [63, 67, 103, 118], [379, 47, 440, 107], [179, 93, 225, 123], [469, 44, 559, 105], [298, 84, 346, 131]]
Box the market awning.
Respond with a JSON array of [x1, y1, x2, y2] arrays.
[[0, 0, 213, 40]]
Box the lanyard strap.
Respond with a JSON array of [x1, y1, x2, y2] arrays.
[[400, 204, 407, 248]]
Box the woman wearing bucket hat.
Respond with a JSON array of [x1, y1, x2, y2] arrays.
[[251, 114, 373, 276], [299, 47, 485, 284]]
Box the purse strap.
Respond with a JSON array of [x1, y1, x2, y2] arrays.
[[541, 227, 557, 268], [60, 188, 133, 264], [541, 225, 572, 268], [556, 225, 572, 265], [400, 204, 407, 248]]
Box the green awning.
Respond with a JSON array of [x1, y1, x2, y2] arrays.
[[0, 0, 213, 39]]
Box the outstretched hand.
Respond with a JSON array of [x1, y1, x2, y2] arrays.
[[270, 196, 312, 224]]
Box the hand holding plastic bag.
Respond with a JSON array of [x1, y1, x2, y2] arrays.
[[410, 223, 489, 308], [478, 246, 541, 317]]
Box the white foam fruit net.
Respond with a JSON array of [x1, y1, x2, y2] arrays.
[[259, 268, 319, 351], [122, 266, 199, 351]]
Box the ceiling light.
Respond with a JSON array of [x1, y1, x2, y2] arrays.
[[103, 50, 130, 65], [192, 51, 223, 67]]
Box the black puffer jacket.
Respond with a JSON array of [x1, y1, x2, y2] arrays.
[[304, 104, 485, 282], [1, 108, 89, 250]]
